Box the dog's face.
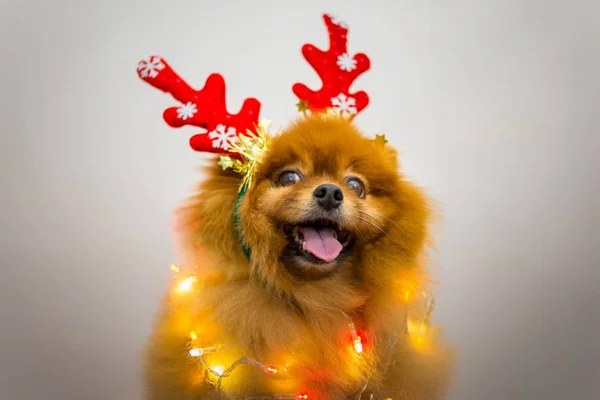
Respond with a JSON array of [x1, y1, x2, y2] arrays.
[[242, 115, 428, 283]]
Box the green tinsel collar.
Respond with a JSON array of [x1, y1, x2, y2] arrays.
[[234, 184, 252, 260]]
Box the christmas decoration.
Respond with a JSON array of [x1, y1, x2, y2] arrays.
[[136, 57, 261, 158], [165, 263, 436, 400], [136, 13, 371, 188], [292, 13, 370, 118], [373, 134, 388, 148], [217, 119, 271, 192]]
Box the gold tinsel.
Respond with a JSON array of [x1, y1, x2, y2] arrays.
[[218, 119, 272, 191]]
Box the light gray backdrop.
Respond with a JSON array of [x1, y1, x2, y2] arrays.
[[1, 0, 598, 399]]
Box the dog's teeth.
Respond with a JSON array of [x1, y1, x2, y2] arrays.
[[302, 241, 307, 251]]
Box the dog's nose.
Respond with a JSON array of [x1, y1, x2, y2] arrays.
[[313, 184, 344, 210]]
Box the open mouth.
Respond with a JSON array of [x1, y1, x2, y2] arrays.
[[284, 220, 353, 264]]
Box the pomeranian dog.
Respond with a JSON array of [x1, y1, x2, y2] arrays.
[[143, 114, 454, 399]]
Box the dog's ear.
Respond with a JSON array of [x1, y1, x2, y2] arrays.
[[384, 145, 400, 170]]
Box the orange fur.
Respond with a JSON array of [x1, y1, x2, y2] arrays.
[[144, 114, 455, 399]]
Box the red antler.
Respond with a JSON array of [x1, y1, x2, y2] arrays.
[[293, 14, 370, 118], [136, 56, 261, 157]]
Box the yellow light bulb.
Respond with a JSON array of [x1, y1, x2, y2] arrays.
[[264, 365, 278, 375], [189, 331, 198, 340], [176, 276, 196, 293], [409, 334, 428, 351], [170, 264, 180, 273], [189, 348, 203, 357], [213, 365, 224, 376], [353, 337, 364, 354], [404, 290, 410, 301]]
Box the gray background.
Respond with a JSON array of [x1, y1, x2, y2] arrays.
[[1, 0, 598, 399]]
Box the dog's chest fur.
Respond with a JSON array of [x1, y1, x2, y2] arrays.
[[192, 280, 403, 398]]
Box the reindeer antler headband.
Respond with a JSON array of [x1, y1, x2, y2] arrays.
[[137, 14, 376, 258], [137, 14, 373, 183]]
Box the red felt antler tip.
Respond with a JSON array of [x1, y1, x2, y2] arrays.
[[292, 13, 371, 118], [137, 55, 261, 157]]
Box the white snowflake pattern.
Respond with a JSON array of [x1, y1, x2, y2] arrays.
[[331, 93, 357, 117], [326, 14, 348, 29], [337, 53, 357, 72], [137, 56, 165, 78], [176, 102, 197, 120], [209, 124, 238, 150]]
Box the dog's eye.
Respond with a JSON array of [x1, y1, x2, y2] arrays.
[[345, 177, 365, 198], [278, 171, 302, 186]]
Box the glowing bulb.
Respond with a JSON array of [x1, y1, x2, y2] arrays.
[[345, 316, 365, 354], [170, 264, 180, 273], [213, 365, 224, 376], [410, 335, 427, 350], [176, 276, 196, 293], [295, 393, 309, 400], [189, 348, 203, 357], [189, 331, 198, 340], [404, 290, 410, 300], [264, 365, 278, 375], [353, 337, 364, 354]]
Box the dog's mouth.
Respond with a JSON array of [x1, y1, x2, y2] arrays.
[[284, 220, 353, 264]]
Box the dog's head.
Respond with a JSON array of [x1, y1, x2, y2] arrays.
[[240, 115, 431, 285]]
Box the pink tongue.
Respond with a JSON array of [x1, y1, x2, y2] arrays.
[[299, 227, 343, 263]]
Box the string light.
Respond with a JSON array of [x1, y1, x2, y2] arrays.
[[353, 336, 364, 354], [264, 365, 278, 375], [188, 345, 224, 358], [421, 292, 435, 328], [213, 365, 225, 376], [169, 264, 436, 399], [189, 348, 203, 357], [341, 311, 365, 354], [176, 276, 196, 293]]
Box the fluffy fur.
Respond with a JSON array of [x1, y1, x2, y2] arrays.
[[144, 114, 454, 399]]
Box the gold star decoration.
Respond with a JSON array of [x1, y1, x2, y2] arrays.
[[296, 99, 309, 114], [373, 134, 388, 148]]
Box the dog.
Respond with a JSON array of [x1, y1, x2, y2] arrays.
[[143, 113, 454, 399]]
